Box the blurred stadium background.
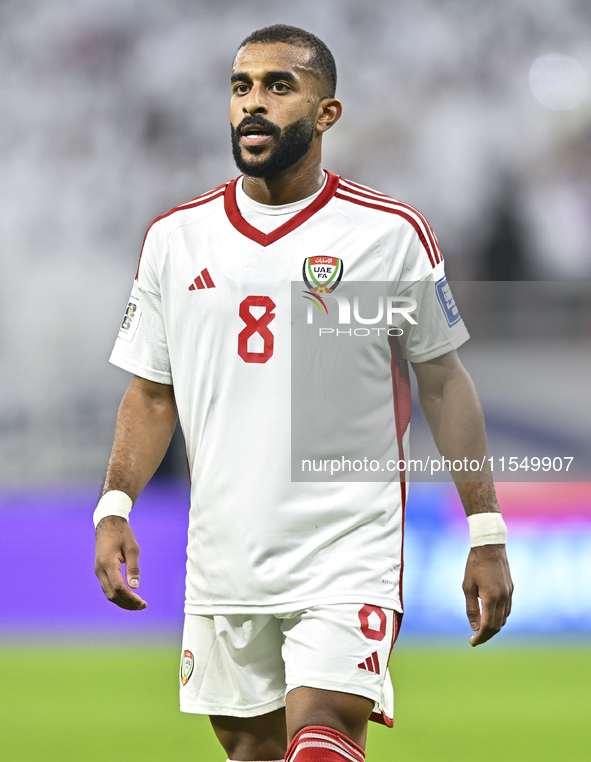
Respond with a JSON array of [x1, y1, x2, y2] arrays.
[[0, 0, 590, 760]]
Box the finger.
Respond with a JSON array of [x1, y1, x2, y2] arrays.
[[493, 596, 507, 632], [501, 591, 513, 627], [103, 563, 147, 610], [124, 543, 141, 589], [470, 596, 498, 647], [95, 550, 123, 594], [95, 557, 119, 598], [464, 584, 481, 635], [497, 580, 513, 629], [506, 586, 513, 619], [107, 580, 147, 610]]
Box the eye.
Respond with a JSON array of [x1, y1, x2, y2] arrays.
[[271, 82, 290, 92], [233, 84, 250, 95]]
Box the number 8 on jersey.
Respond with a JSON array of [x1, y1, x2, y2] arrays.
[[238, 295, 276, 364]]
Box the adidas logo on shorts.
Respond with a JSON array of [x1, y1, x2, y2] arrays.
[[357, 651, 380, 674]]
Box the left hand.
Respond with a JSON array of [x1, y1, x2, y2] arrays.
[[462, 544, 513, 647]]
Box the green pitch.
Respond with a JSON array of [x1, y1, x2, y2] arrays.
[[0, 643, 589, 761]]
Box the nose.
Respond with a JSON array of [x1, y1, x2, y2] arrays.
[[242, 83, 267, 115]]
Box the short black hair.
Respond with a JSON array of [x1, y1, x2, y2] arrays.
[[237, 24, 337, 98]]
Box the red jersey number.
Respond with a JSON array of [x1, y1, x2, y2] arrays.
[[238, 295, 276, 364]]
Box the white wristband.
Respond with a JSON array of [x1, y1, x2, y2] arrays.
[[467, 512, 507, 547], [93, 490, 133, 529]]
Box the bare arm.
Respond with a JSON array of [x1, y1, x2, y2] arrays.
[[412, 350, 513, 646], [94, 375, 178, 611]]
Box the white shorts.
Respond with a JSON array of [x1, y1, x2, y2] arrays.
[[179, 604, 400, 727]]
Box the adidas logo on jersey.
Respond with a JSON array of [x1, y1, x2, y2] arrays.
[[188, 268, 215, 291], [358, 651, 380, 674]]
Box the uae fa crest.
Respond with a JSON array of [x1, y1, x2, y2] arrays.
[[180, 649, 194, 686], [303, 256, 344, 295], [302, 256, 344, 315]]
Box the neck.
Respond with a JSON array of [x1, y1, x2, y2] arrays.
[[242, 152, 325, 206]]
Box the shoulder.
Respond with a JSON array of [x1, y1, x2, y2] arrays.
[[135, 180, 232, 279], [146, 180, 231, 242], [333, 176, 443, 268]]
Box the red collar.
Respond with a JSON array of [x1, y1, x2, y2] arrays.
[[224, 171, 339, 246]]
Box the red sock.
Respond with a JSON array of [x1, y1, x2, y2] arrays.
[[285, 726, 365, 761]]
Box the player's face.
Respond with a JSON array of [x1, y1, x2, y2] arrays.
[[230, 43, 326, 178]]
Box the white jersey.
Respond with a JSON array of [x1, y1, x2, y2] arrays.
[[110, 172, 469, 616]]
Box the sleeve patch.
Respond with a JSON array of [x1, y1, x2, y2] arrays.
[[117, 296, 142, 342], [435, 277, 461, 327]]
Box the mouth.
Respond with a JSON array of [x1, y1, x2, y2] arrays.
[[239, 121, 276, 148], [241, 131, 273, 147]]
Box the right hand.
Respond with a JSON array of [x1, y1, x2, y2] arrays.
[[462, 543, 512, 646], [94, 516, 147, 610]]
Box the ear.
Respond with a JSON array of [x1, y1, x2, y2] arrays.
[[316, 98, 343, 134]]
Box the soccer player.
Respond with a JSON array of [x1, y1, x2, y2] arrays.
[[94, 25, 513, 762]]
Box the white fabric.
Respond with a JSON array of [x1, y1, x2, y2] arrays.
[[109, 173, 469, 616], [93, 490, 133, 528], [235, 173, 325, 233], [468, 512, 508, 546], [112, 288, 171, 384], [179, 604, 395, 724]]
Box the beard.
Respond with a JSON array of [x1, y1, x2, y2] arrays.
[[231, 113, 316, 178]]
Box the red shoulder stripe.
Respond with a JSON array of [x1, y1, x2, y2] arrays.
[[135, 184, 228, 279], [176, 182, 228, 208], [338, 181, 442, 265], [338, 179, 442, 264], [335, 189, 438, 268], [339, 177, 392, 198]]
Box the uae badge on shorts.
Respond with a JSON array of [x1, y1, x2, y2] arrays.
[[180, 649, 194, 686], [303, 256, 344, 295]]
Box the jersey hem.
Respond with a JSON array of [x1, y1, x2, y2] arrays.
[[371, 709, 394, 728], [109, 355, 173, 385], [403, 329, 470, 364], [184, 595, 403, 617]]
